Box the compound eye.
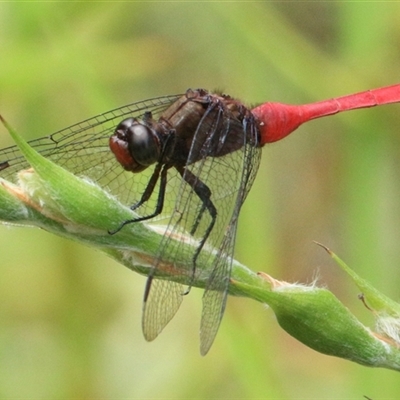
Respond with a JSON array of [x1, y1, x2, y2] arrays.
[[127, 123, 160, 167], [115, 118, 135, 134]]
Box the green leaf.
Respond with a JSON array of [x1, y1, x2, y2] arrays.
[[1, 117, 400, 369], [233, 273, 400, 370], [317, 241, 400, 315]]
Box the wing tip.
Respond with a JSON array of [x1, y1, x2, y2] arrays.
[[141, 277, 185, 344]]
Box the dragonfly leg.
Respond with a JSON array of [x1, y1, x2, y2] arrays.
[[130, 162, 162, 211], [177, 166, 217, 291], [108, 164, 170, 234], [190, 203, 206, 236], [130, 128, 176, 211]]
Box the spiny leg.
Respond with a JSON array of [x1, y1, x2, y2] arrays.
[[131, 162, 163, 211], [108, 164, 170, 234], [190, 203, 206, 236], [176, 166, 217, 291]]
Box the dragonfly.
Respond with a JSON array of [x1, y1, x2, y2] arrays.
[[0, 89, 262, 356], [1, 84, 399, 355]]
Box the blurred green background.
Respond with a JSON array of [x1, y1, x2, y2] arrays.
[[1, 2, 400, 399]]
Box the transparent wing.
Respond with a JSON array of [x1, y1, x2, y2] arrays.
[[200, 119, 261, 355], [0, 94, 182, 209], [142, 98, 261, 352], [142, 278, 184, 341]]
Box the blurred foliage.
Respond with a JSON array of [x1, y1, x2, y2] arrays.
[[1, 2, 400, 399]]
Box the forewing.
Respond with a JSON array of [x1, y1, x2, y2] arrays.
[[0, 94, 181, 209]]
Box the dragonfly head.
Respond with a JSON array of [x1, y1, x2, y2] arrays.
[[110, 118, 161, 173]]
